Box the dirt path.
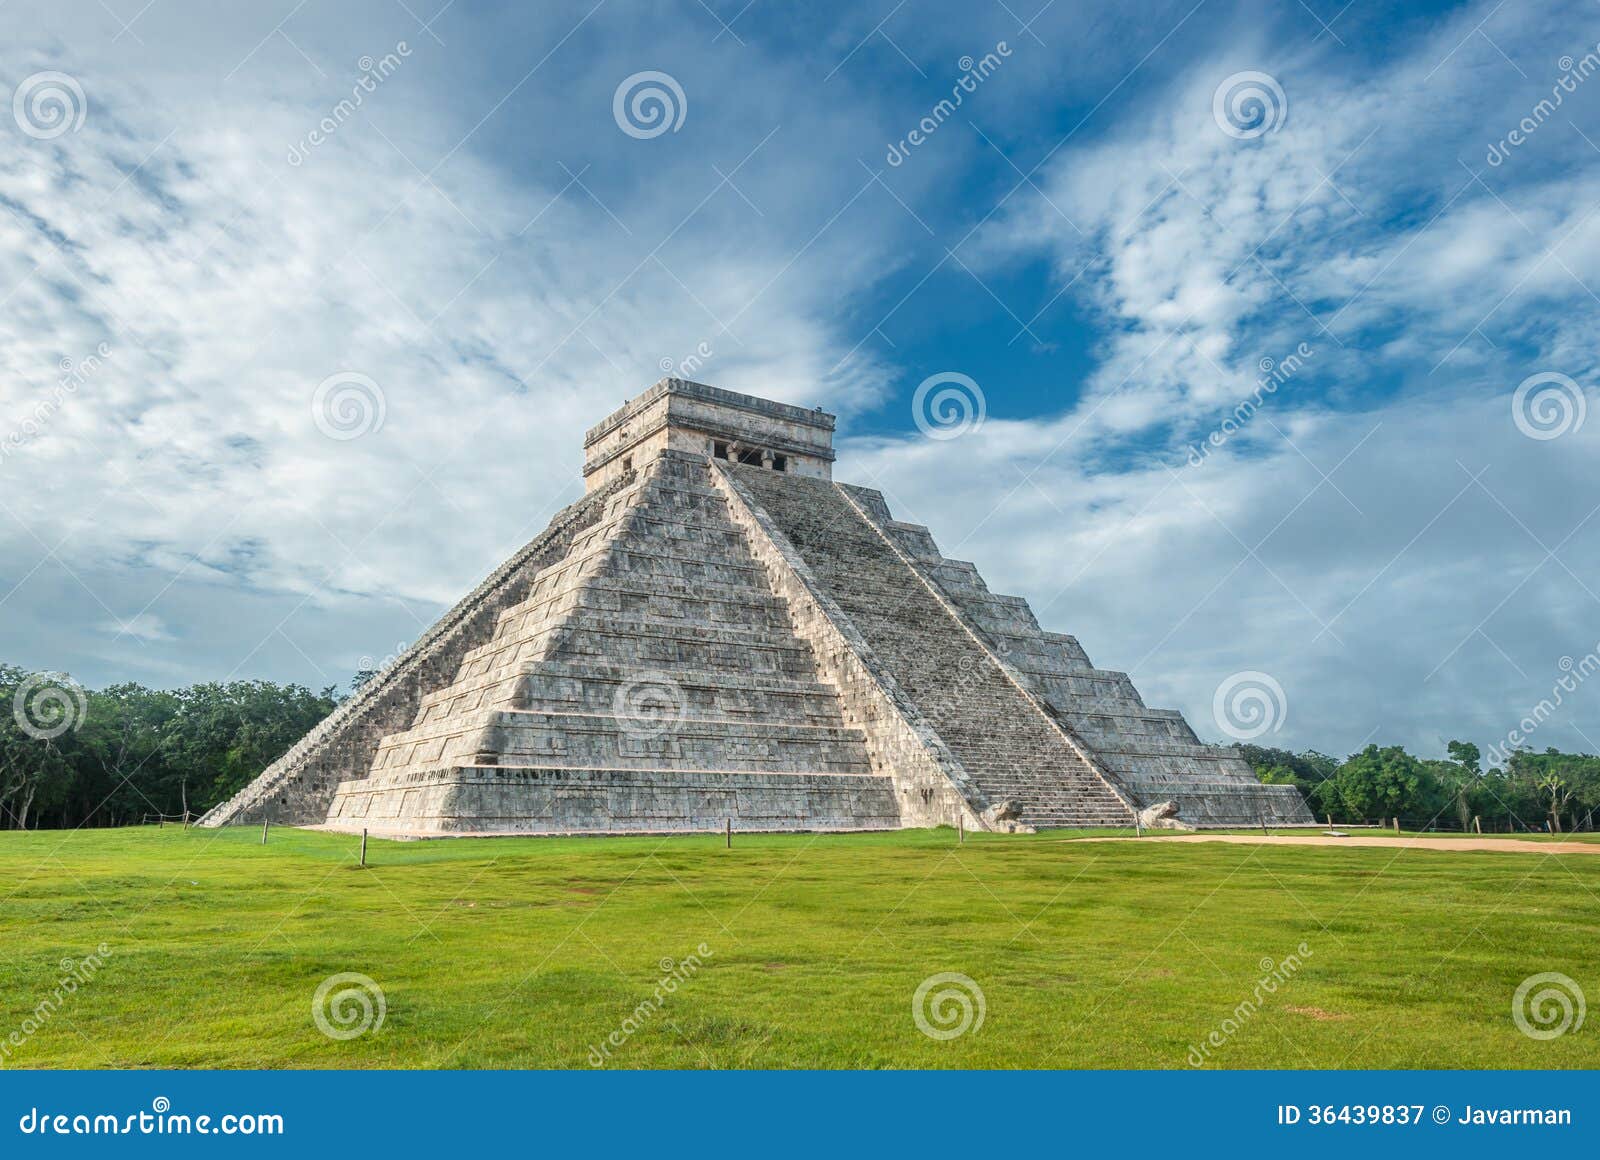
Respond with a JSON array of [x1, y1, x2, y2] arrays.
[[1077, 832, 1600, 855]]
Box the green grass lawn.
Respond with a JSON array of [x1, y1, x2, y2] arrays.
[[1, 825, 1596, 1069]]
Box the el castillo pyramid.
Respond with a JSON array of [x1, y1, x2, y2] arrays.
[[202, 379, 1311, 835]]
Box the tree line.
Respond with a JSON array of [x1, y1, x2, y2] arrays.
[[1238, 740, 1600, 832], [3, 661, 1597, 832], [1, 664, 339, 830]]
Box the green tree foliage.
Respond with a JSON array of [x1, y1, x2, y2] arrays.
[[0, 664, 338, 829], [0, 664, 76, 830], [1240, 738, 1600, 831], [1499, 748, 1600, 832], [1233, 744, 1337, 803], [7, 660, 1599, 832], [1446, 740, 1481, 773], [1315, 745, 1443, 821]]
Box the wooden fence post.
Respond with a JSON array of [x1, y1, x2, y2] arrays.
[[725, 818, 731, 849], [360, 828, 368, 868], [261, 818, 269, 845]]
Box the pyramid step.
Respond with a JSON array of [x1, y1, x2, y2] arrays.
[[574, 573, 788, 606], [489, 564, 787, 639], [411, 653, 853, 725], [358, 450, 877, 790], [607, 538, 765, 571], [515, 659, 845, 697], [452, 614, 824, 684], [601, 549, 768, 587], [326, 763, 904, 834], [730, 464, 1136, 826], [544, 610, 803, 645], [493, 706, 866, 736], [515, 669, 851, 726], [485, 585, 790, 650], [358, 763, 893, 782], [372, 708, 873, 778], [468, 601, 801, 669]]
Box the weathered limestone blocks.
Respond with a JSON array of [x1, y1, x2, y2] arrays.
[[214, 378, 1313, 835], [326, 767, 900, 835], [730, 465, 1137, 829], [710, 462, 987, 831], [322, 450, 898, 834], [583, 378, 836, 491], [878, 500, 1311, 827]]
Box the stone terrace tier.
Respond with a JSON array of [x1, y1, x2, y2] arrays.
[[727, 464, 1139, 830], [206, 379, 1313, 834], [852, 487, 1309, 827], [320, 451, 899, 835]]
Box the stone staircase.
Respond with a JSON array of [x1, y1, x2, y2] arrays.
[[211, 377, 1310, 835], [729, 465, 1135, 829], [324, 452, 899, 834], [198, 476, 628, 827]]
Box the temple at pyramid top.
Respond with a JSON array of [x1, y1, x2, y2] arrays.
[[583, 378, 836, 491], [202, 378, 1312, 837]]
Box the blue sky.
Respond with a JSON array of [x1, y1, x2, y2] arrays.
[[2, 0, 1599, 761]]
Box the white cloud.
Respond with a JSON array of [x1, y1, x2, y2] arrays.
[[845, 384, 1600, 760], [0, 24, 909, 683], [4, 0, 1599, 770], [98, 613, 171, 642], [849, 0, 1600, 758]]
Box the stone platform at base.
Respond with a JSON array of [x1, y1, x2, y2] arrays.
[[323, 765, 903, 836]]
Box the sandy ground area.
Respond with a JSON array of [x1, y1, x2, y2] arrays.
[[1082, 832, 1600, 855]]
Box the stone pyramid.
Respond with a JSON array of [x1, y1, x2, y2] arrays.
[[202, 380, 1310, 835]]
